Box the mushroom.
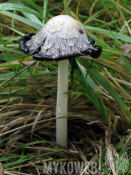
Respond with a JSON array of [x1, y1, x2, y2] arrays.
[[19, 15, 102, 148]]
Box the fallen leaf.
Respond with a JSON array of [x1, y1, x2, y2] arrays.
[[0, 162, 4, 175], [118, 43, 131, 66]]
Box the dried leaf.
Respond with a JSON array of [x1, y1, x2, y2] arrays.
[[0, 162, 4, 175], [118, 43, 131, 65]]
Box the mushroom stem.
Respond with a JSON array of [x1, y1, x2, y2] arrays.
[[56, 59, 68, 148]]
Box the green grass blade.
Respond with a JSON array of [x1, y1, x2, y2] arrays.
[[11, 0, 43, 26], [0, 3, 44, 20], [74, 60, 108, 121], [0, 11, 42, 30], [77, 57, 129, 111], [84, 25, 131, 43]]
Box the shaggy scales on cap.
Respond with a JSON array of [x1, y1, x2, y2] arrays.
[[19, 15, 102, 61]]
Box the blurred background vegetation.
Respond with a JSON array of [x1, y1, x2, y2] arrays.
[[0, 0, 131, 174]]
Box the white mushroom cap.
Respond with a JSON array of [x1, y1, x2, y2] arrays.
[[44, 15, 84, 38], [19, 15, 102, 60]]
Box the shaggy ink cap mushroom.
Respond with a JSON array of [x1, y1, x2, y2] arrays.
[[19, 15, 102, 60], [19, 15, 102, 148]]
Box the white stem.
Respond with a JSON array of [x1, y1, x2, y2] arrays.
[[56, 59, 68, 148]]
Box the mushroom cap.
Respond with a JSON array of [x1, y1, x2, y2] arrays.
[[19, 15, 102, 60]]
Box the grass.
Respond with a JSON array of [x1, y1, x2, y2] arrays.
[[0, 0, 131, 174]]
